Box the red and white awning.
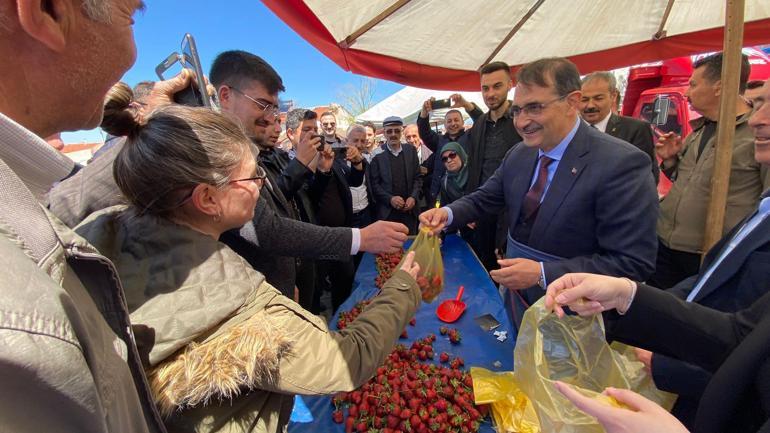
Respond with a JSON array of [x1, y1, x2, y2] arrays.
[[263, 0, 770, 90]]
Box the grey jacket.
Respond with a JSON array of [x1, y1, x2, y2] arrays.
[[0, 125, 164, 432]]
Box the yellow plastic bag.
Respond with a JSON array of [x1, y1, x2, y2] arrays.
[[471, 367, 540, 433], [472, 299, 675, 433], [404, 227, 445, 302]]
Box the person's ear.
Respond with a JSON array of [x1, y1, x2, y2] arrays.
[[189, 183, 220, 218], [17, 0, 71, 52], [217, 85, 233, 110], [713, 80, 722, 98], [566, 90, 583, 110]]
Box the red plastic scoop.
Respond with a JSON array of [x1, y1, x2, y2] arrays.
[[437, 286, 466, 323]]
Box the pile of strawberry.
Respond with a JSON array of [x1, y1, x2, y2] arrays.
[[375, 249, 405, 289], [337, 299, 372, 330], [331, 333, 486, 433]]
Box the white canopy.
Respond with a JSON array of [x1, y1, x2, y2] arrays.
[[356, 86, 488, 128]]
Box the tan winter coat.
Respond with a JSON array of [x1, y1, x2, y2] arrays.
[[76, 206, 421, 433]]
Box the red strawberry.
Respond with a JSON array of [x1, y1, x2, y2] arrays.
[[345, 416, 355, 433], [400, 329, 408, 339], [409, 317, 416, 326], [332, 410, 344, 424], [439, 352, 450, 363]]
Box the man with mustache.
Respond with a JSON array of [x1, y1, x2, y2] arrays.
[[420, 57, 657, 319], [652, 52, 770, 289], [580, 71, 658, 183]]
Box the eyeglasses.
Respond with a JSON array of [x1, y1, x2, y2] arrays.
[[229, 165, 267, 186], [384, 128, 402, 135], [229, 86, 280, 118], [510, 94, 568, 118], [441, 152, 458, 163]]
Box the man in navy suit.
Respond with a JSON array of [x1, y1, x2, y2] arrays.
[[420, 57, 658, 308]]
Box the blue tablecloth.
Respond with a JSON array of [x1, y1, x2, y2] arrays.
[[288, 234, 516, 433]]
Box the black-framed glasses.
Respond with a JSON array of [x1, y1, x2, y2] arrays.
[[441, 152, 458, 162], [229, 165, 267, 186], [229, 86, 280, 118], [510, 94, 568, 118]]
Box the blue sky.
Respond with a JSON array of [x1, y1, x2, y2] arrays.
[[62, 0, 404, 143]]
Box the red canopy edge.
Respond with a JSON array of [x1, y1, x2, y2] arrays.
[[262, 0, 770, 91]]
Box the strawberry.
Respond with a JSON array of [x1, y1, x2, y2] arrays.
[[345, 416, 355, 433], [409, 317, 416, 326], [439, 352, 450, 363], [332, 409, 344, 424], [439, 326, 448, 335]]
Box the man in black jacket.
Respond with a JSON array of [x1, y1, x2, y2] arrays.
[[447, 62, 523, 271], [370, 116, 422, 234], [212, 50, 409, 300], [417, 98, 483, 204], [580, 71, 658, 183]]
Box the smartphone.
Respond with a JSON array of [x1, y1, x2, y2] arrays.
[[432, 98, 452, 110], [155, 33, 211, 108]]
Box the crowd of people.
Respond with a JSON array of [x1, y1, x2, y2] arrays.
[[1, 1, 770, 432]]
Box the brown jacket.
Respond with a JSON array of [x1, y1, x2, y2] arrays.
[[76, 206, 421, 433], [658, 112, 770, 253]]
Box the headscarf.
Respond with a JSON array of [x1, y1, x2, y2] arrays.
[[440, 141, 468, 203]]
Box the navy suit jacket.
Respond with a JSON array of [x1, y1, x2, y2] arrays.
[[369, 144, 422, 220], [653, 193, 770, 399], [447, 120, 658, 283]]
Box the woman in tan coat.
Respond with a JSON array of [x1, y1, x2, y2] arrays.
[[75, 105, 421, 433]]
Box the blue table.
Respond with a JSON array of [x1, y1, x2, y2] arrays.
[[289, 234, 516, 432]]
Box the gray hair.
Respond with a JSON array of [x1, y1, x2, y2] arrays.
[[347, 124, 367, 137], [581, 71, 618, 94], [113, 105, 252, 218], [285, 108, 310, 131], [82, 0, 112, 22]]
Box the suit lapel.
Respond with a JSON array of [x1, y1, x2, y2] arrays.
[[529, 126, 589, 248], [508, 148, 539, 223], [694, 214, 770, 301], [606, 114, 620, 136]]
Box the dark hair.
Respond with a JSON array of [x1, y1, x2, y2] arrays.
[[112, 105, 251, 218], [361, 121, 376, 132], [132, 81, 155, 102], [101, 82, 137, 137], [692, 52, 751, 93], [209, 50, 285, 94], [747, 79, 766, 90], [516, 57, 582, 97], [445, 109, 463, 119], [285, 108, 318, 130], [480, 61, 511, 77]]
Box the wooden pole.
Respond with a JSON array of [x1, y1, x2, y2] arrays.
[[702, 0, 745, 255]]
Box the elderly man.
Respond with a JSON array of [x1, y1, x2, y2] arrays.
[[0, 0, 167, 431], [370, 116, 422, 234], [420, 57, 657, 313], [580, 71, 658, 182], [652, 52, 770, 289], [405, 123, 432, 164]]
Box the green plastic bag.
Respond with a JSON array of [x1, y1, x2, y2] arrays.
[[472, 299, 675, 433]]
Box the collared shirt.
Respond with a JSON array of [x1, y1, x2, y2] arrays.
[[592, 111, 612, 133], [0, 112, 74, 201], [481, 108, 514, 182], [386, 142, 403, 157], [528, 117, 581, 202], [686, 194, 770, 302]]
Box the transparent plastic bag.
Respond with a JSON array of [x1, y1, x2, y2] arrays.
[[403, 227, 445, 302], [472, 299, 676, 433]]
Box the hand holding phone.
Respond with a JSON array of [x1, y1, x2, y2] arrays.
[[155, 33, 211, 108], [431, 98, 452, 110]]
